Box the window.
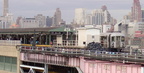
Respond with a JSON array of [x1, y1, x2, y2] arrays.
[[83, 42, 86, 45], [92, 36, 95, 39], [0, 56, 17, 72], [5, 57, 11, 71], [0, 56, 4, 70], [112, 37, 114, 41], [121, 36, 125, 42], [11, 57, 17, 72]]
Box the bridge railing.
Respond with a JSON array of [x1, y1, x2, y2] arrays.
[[0, 40, 21, 46], [17, 45, 84, 55], [17, 45, 144, 63], [53, 40, 78, 47]]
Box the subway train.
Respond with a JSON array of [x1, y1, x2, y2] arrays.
[[100, 32, 125, 52], [100, 33, 125, 48], [86, 32, 125, 52]]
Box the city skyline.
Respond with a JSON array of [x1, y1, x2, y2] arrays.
[[0, 0, 144, 23]]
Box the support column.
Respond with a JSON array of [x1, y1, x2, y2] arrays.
[[70, 34, 73, 46], [40, 35, 42, 44], [28, 68, 35, 73], [107, 36, 109, 48], [49, 35, 51, 45], [70, 34, 73, 40], [20, 68, 24, 73], [44, 64, 48, 73], [46, 34, 48, 45], [24, 35, 26, 44]]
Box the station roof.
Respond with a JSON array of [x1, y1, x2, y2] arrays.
[[0, 27, 58, 34]]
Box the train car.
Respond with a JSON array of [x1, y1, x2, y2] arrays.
[[100, 32, 125, 51]]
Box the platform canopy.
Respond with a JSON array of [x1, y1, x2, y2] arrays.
[[0, 27, 58, 34]]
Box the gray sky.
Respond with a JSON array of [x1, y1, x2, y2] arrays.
[[0, 0, 144, 23]]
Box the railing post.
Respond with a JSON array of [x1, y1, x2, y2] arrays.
[[135, 54, 137, 59], [89, 50, 90, 55], [44, 64, 48, 73]]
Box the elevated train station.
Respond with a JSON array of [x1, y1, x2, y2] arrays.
[[0, 27, 144, 73]]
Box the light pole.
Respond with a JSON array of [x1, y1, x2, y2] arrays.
[[64, 28, 70, 46], [74, 28, 78, 46]]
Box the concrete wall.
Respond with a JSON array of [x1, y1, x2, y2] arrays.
[[103, 25, 111, 33], [0, 46, 20, 73], [56, 35, 62, 45], [78, 29, 87, 47], [0, 46, 18, 57], [0, 70, 14, 73], [128, 23, 136, 37], [78, 28, 100, 47]]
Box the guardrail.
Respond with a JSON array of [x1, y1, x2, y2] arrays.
[[17, 45, 144, 63], [0, 40, 21, 46], [53, 40, 78, 47]]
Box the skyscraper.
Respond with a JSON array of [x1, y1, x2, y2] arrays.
[[131, 0, 142, 22], [34, 14, 46, 27], [53, 8, 62, 26], [101, 5, 107, 11], [142, 9, 144, 22], [91, 9, 104, 25], [3, 0, 9, 16], [74, 8, 86, 25], [85, 14, 92, 25], [46, 16, 53, 27], [101, 5, 111, 24]]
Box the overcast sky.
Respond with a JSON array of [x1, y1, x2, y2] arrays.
[[0, 0, 144, 23]]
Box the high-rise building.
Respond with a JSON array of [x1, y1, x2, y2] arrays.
[[3, 0, 9, 16], [90, 8, 112, 25], [131, 0, 142, 22], [77, 6, 113, 25], [142, 9, 144, 22], [46, 16, 53, 27], [18, 14, 46, 28], [103, 10, 111, 23], [85, 14, 92, 24], [101, 5, 112, 24], [91, 9, 104, 25], [34, 14, 46, 27], [123, 12, 132, 20], [0, 13, 14, 29], [53, 8, 62, 26], [123, 12, 132, 24], [16, 17, 22, 25], [101, 5, 107, 11], [19, 18, 39, 28], [0, 0, 14, 29], [74, 8, 86, 25]]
